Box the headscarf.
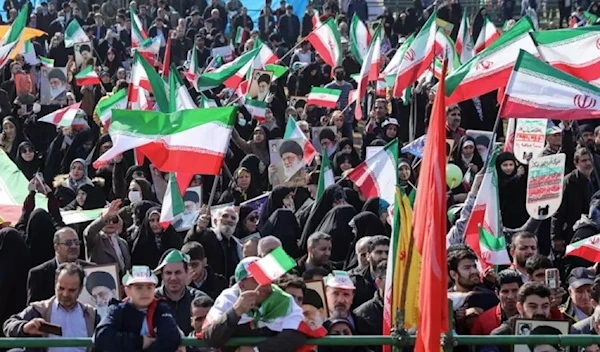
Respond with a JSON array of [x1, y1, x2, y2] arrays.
[[66, 158, 93, 192], [131, 206, 183, 269], [15, 141, 41, 180], [130, 178, 158, 203], [234, 204, 259, 239], [239, 153, 267, 191], [344, 212, 387, 270], [451, 135, 483, 174], [26, 209, 59, 267], [60, 129, 97, 174], [1, 116, 26, 161], [338, 137, 361, 163], [260, 209, 303, 259], [300, 184, 345, 251], [314, 204, 357, 262], [259, 185, 293, 228], [496, 152, 517, 180], [63, 183, 106, 210], [332, 152, 358, 177]]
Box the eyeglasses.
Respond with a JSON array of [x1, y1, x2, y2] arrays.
[[22, 147, 34, 153], [247, 215, 258, 222], [106, 217, 119, 224], [59, 239, 81, 246]]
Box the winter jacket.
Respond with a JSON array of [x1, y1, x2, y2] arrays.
[[155, 286, 208, 336], [349, 266, 377, 310], [551, 169, 594, 243]]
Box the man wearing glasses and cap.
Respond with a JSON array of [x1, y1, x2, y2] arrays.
[[27, 227, 93, 304]]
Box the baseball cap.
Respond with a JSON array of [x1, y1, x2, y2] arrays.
[[546, 126, 562, 135], [568, 267, 595, 289], [234, 256, 260, 283], [122, 266, 159, 286], [324, 270, 355, 290], [154, 249, 190, 273]]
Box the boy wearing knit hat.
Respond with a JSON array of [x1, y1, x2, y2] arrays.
[[93, 265, 181, 352]]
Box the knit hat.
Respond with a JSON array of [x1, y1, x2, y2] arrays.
[[324, 270, 355, 290], [234, 256, 260, 283], [122, 266, 159, 286], [153, 249, 190, 273]]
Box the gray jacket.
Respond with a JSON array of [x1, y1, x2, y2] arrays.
[[83, 217, 131, 276]]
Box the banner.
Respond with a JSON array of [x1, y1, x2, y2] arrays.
[[526, 154, 565, 220], [513, 118, 546, 164]]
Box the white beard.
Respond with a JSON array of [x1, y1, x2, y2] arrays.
[[218, 223, 235, 237]]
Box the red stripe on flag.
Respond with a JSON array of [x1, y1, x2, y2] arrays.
[[246, 261, 273, 285], [307, 33, 335, 68], [138, 143, 225, 175], [348, 163, 379, 200], [162, 31, 173, 77]]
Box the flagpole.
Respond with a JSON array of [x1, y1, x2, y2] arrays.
[[207, 170, 221, 209]]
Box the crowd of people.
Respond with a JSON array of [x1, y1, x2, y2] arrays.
[[0, 0, 599, 351]]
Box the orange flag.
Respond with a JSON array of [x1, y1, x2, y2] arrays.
[[412, 60, 449, 352]]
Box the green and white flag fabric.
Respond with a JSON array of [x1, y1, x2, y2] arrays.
[[383, 34, 415, 104], [19, 40, 38, 66], [200, 95, 218, 108], [194, 48, 259, 91], [284, 117, 316, 164], [533, 26, 600, 86], [456, 9, 474, 65], [64, 20, 89, 48], [233, 27, 248, 44], [170, 66, 197, 110], [445, 16, 538, 105], [433, 29, 461, 77], [94, 89, 128, 125], [463, 148, 510, 271], [306, 18, 343, 68], [244, 98, 267, 121], [247, 247, 297, 284], [159, 172, 185, 228], [130, 7, 149, 49], [93, 107, 237, 175], [264, 64, 288, 80], [500, 50, 600, 120], [349, 13, 371, 65], [307, 87, 341, 108], [39, 56, 54, 67], [1, 3, 28, 46], [61, 209, 105, 225], [314, 148, 334, 206]]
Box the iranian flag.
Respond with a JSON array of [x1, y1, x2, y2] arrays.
[[347, 139, 398, 206], [455, 9, 474, 64], [264, 64, 288, 80], [0, 41, 18, 70], [130, 7, 149, 49], [233, 27, 248, 44], [312, 10, 322, 29], [19, 40, 38, 66], [392, 13, 437, 97], [1, 4, 28, 47], [533, 27, 600, 86], [245, 98, 267, 122], [184, 46, 200, 84], [349, 13, 372, 65], [463, 148, 511, 272], [38, 102, 83, 127], [252, 44, 279, 70], [474, 16, 501, 54], [314, 148, 334, 206], [307, 87, 341, 108], [75, 66, 101, 86], [284, 117, 317, 164], [160, 173, 185, 228], [39, 56, 54, 67], [93, 107, 237, 174], [170, 66, 197, 110], [247, 246, 296, 285], [200, 96, 218, 108], [433, 29, 461, 78], [306, 18, 343, 69], [499, 50, 600, 120], [355, 26, 382, 120], [194, 48, 259, 91], [64, 20, 89, 48], [94, 89, 128, 126], [565, 234, 600, 262], [445, 16, 538, 105]]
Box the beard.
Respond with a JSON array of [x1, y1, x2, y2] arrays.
[[284, 161, 301, 178], [218, 223, 235, 237], [181, 211, 197, 226]]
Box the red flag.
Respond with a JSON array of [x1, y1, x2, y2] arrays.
[[161, 30, 173, 78], [413, 60, 449, 352]]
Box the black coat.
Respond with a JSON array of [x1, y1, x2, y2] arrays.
[[277, 13, 300, 44], [0, 228, 29, 336], [552, 169, 594, 243], [315, 205, 357, 263], [184, 227, 241, 279], [349, 266, 377, 310], [353, 291, 384, 352], [27, 258, 93, 304], [188, 265, 228, 300], [130, 207, 183, 269]]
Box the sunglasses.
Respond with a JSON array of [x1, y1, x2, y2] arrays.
[[22, 147, 34, 153], [247, 215, 259, 222], [59, 239, 81, 246], [106, 217, 119, 224]]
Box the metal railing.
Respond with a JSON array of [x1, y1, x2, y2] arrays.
[[1, 335, 600, 348]]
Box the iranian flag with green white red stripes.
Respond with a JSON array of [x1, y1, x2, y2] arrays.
[[306, 18, 343, 69], [455, 9, 474, 65], [194, 48, 259, 91], [349, 13, 371, 65], [94, 89, 128, 126], [130, 7, 149, 49], [1, 4, 28, 47], [75, 66, 101, 86], [392, 13, 437, 98], [445, 16, 538, 105], [39, 102, 84, 127], [433, 29, 461, 78], [565, 234, 600, 263], [314, 148, 334, 206], [474, 16, 500, 54], [500, 50, 600, 120], [533, 27, 600, 86], [284, 117, 316, 164], [355, 25, 382, 120], [347, 139, 398, 206], [244, 98, 267, 122], [307, 87, 341, 108], [160, 172, 184, 228], [93, 107, 237, 174], [64, 20, 89, 48], [464, 148, 510, 272]]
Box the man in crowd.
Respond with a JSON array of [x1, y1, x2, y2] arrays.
[[181, 241, 228, 300], [510, 231, 539, 283], [324, 270, 369, 334], [4, 263, 99, 343], [561, 267, 597, 324], [350, 235, 389, 308], [154, 249, 208, 335], [296, 231, 334, 276], [354, 260, 387, 337], [27, 227, 92, 304]]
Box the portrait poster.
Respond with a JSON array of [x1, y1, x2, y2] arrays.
[[514, 318, 569, 352], [79, 264, 120, 319], [74, 42, 95, 69], [305, 279, 329, 319], [526, 153, 565, 220], [268, 138, 306, 187], [247, 69, 273, 102], [514, 118, 547, 165], [40, 67, 68, 105], [466, 130, 494, 162], [289, 96, 307, 109], [173, 186, 202, 232], [311, 126, 337, 154]]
